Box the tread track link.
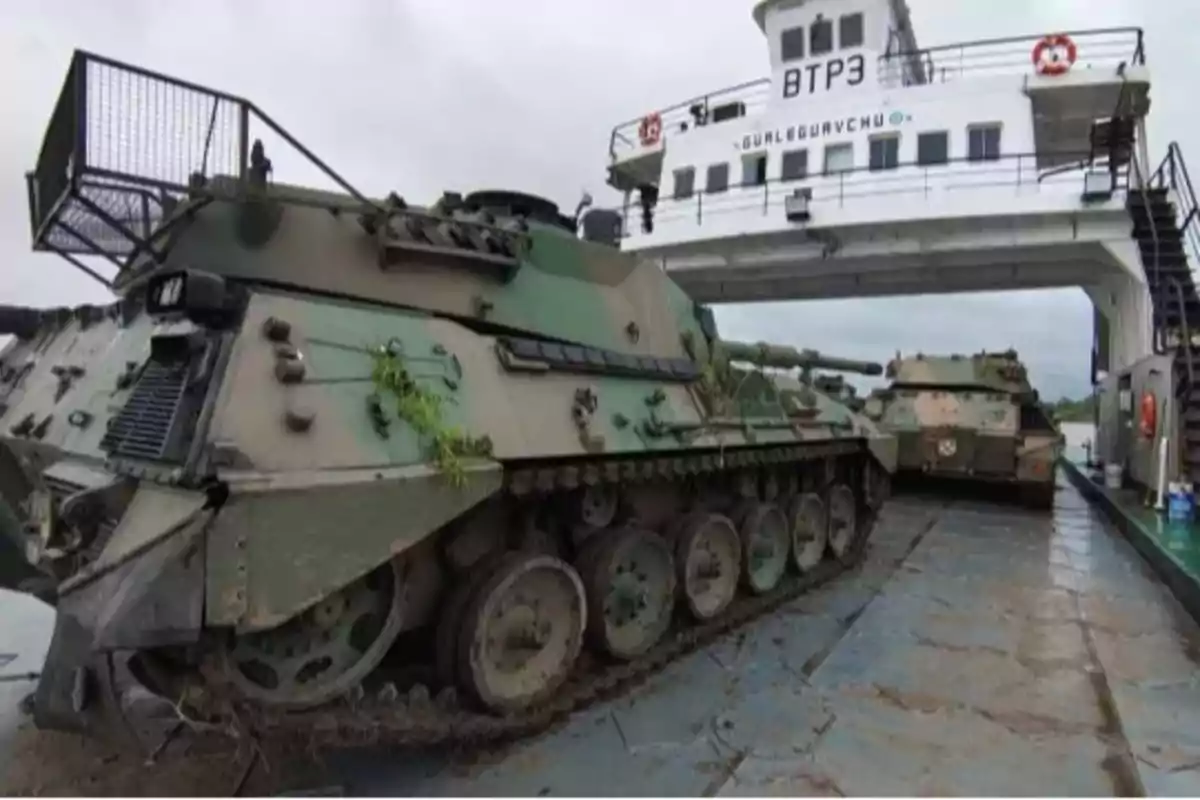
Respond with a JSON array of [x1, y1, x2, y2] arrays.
[[213, 440, 886, 752]]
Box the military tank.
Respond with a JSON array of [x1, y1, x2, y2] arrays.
[[862, 349, 1063, 508], [3, 50, 896, 752]]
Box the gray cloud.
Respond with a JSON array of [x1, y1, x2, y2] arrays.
[[0, 0, 1189, 402]]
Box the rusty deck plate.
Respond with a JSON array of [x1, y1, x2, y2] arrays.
[[326, 477, 1200, 796]]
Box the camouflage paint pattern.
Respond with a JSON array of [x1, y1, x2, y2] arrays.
[[0, 192, 897, 631], [864, 350, 1063, 503], [5, 50, 901, 738]]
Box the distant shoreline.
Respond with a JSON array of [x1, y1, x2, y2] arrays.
[[1051, 396, 1094, 424]]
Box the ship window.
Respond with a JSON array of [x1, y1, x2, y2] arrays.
[[839, 13, 864, 49], [968, 124, 1002, 161], [917, 131, 949, 166], [781, 148, 809, 181], [810, 16, 833, 56], [869, 134, 900, 171], [706, 163, 730, 194], [742, 152, 768, 187], [823, 142, 853, 175], [781, 26, 805, 62], [673, 167, 696, 200]]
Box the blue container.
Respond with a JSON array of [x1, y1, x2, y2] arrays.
[[1168, 484, 1195, 523]]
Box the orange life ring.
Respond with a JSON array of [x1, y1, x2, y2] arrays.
[[1139, 390, 1157, 439], [638, 113, 663, 147], [1032, 34, 1077, 76]]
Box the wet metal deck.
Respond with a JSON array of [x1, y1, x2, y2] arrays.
[[4, 474, 1200, 795], [331, 476, 1200, 796]]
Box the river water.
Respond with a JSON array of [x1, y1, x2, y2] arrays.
[[1060, 421, 1096, 464]]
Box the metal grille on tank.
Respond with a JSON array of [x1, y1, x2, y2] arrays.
[[100, 358, 190, 461]]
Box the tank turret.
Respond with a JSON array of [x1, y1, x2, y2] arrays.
[[884, 349, 1033, 397], [720, 340, 883, 376]]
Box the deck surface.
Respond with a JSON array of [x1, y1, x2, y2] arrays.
[[4, 474, 1200, 795], [331, 476, 1200, 796]]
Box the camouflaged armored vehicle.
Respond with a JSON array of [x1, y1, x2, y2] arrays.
[[863, 349, 1062, 508], [1, 51, 896, 750]]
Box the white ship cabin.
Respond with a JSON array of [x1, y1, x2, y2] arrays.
[[608, 0, 1149, 248], [602, 0, 1157, 370]]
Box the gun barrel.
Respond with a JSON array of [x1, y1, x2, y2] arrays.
[[799, 350, 884, 377], [721, 340, 882, 376]]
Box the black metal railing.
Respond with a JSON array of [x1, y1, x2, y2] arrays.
[[1129, 141, 1200, 356], [1149, 143, 1200, 280], [1169, 277, 1195, 396], [26, 49, 377, 271], [608, 26, 1146, 165], [879, 27, 1144, 87], [607, 78, 769, 164], [619, 150, 1129, 234]]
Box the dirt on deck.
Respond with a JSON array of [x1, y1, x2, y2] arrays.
[[1, 720, 331, 797]]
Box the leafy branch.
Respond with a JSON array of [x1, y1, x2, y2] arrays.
[[368, 343, 492, 486]]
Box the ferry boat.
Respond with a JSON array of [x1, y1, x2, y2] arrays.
[[597, 0, 1195, 502]]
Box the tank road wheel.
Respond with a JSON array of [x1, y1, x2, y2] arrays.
[[735, 503, 790, 595], [673, 513, 741, 621], [221, 558, 407, 709], [865, 461, 890, 513], [457, 552, 587, 714], [435, 557, 501, 692], [826, 483, 861, 565], [577, 526, 676, 660], [788, 492, 828, 573], [577, 484, 619, 529]]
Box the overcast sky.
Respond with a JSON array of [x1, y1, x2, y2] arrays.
[[2, 0, 1195, 401]]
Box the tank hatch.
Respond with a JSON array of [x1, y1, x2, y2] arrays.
[[462, 190, 576, 233]]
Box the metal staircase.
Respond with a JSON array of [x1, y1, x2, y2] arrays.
[[1128, 143, 1200, 482]]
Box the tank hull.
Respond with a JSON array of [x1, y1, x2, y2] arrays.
[[3, 252, 897, 748], [869, 353, 1063, 509], [4, 48, 904, 750]]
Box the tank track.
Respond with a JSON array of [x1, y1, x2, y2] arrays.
[[203, 440, 885, 752]]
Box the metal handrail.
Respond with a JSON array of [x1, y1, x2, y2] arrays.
[[1134, 142, 1200, 359], [26, 49, 382, 274], [1170, 277, 1195, 395], [881, 27, 1144, 87], [609, 26, 1146, 163], [1130, 145, 1164, 355], [1150, 143, 1200, 267], [620, 150, 1128, 233]]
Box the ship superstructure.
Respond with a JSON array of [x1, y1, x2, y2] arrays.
[[600, 0, 1196, 493]]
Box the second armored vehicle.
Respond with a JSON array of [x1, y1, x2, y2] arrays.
[[863, 350, 1062, 508], [2, 50, 896, 751]]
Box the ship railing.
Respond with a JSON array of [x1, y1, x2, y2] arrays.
[[1149, 143, 1200, 287], [608, 27, 1145, 167], [878, 26, 1145, 88], [25, 49, 377, 284], [622, 150, 1128, 234], [1133, 142, 1200, 363], [608, 79, 770, 163]]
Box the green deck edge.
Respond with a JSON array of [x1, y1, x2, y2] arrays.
[[1060, 457, 1200, 625]]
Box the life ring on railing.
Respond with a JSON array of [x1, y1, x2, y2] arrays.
[[1032, 34, 1077, 76], [638, 113, 663, 147], [1139, 390, 1157, 438]]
